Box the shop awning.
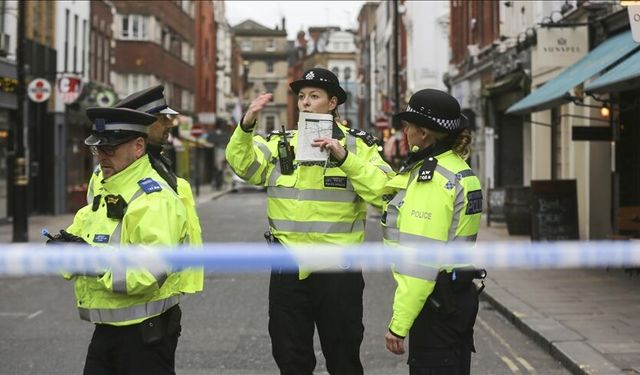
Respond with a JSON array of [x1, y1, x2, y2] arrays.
[[506, 31, 639, 115], [585, 48, 640, 93]]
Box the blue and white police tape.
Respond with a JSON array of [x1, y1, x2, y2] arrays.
[[1, 241, 640, 276]]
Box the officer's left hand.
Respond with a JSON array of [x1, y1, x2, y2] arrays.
[[312, 137, 347, 162], [385, 331, 405, 355]]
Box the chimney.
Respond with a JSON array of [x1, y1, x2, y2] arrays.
[[282, 17, 286, 32]]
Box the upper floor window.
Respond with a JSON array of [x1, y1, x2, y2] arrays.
[[266, 61, 274, 73], [241, 40, 252, 51], [344, 67, 352, 82], [120, 14, 148, 40], [332, 67, 340, 78], [266, 39, 275, 51]]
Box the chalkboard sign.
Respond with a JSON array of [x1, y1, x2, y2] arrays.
[[487, 188, 506, 225], [505, 186, 532, 235], [531, 180, 579, 241]]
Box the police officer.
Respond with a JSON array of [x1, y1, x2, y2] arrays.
[[318, 89, 484, 375], [87, 85, 203, 294], [53, 107, 193, 375], [226, 68, 394, 374]]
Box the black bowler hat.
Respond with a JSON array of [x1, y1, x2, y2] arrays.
[[394, 89, 467, 134], [115, 85, 179, 115], [289, 68, 347, 105], [84, 107, 157, 146]]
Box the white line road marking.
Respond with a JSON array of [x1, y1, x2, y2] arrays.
[[27, 310, 43, 319], [478, 316, 536, 374], [517, 357, 536, 373], [0, 310, 43, 319], [501, 355, 521, 373]]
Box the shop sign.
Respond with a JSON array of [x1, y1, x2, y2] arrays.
[[57, 73, 83, 104], [533, 27, 588, 76], [0, 76, 18, 94], [27, 78, 51, 103], [95, 90, 117, 107]]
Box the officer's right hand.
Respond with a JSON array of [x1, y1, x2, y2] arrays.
[[242, 93, 273, 130], [385, 331, 405, 355]]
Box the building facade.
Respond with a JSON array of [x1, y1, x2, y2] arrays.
[[232, 19, 288, 134]]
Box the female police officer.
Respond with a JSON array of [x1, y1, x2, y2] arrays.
[[315, 89, 483, 375], [225, 68, 393, 374]]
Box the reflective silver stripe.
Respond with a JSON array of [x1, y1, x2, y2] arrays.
[[240, 141, 271, 182], [255, 141, 272, 161], [269, 218, 365, 233], [394, 262, 440, 281], [382, 225, 399, 242], [448, 180, 465, 241], [242, 160, 261, 181], [87, 180, 95, 205], [385, 189, 407, 231], [267, 187, 359, 203], [399, 232, 447, 244], [136, 98, 167, 113], [111, 186, 169, 294], [435, 164, 458, 183], [451, 234, 477, 242], [100, 123, 149, 133], [268, 159, 282, 186], [377, 164, 393, 174], [78, 294, 180, 324], [346, 133, 357, 155]]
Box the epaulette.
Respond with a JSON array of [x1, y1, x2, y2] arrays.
[[347, 128, 379, 147], [137, 178, 163, 194], [266, 129, 295, 142]]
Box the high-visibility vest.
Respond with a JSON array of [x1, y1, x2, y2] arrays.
[[87, 161, 204, 293], [225, 123, 394, 279], [382, 150, 482, 337], [67, 155, 194, 326]]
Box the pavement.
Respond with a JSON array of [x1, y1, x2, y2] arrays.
[[1, 188, 639, 374]]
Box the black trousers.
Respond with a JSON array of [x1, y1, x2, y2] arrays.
[[408, 284, 479, 375], [268, 270, 365, 375], [83, 304, 182, 375]]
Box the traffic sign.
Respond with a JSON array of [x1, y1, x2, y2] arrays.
[[191, 124, 205, 137], [57, 73, 83, 104], [27, 78, 51, 103]]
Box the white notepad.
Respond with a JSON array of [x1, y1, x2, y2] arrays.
[[295, 112, 334, 161]]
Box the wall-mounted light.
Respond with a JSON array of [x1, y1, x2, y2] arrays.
[[600, 106, 610, 118]]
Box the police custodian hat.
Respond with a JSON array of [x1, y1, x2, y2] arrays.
[[115, 85, 179, 115], [394, 89, 467, 134], [289, 68, 347, 105], [84, 107, 156, 146]]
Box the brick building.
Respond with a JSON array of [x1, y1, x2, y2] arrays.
[[111, 0, 196, 114]]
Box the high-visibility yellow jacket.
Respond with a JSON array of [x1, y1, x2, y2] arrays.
[[381, 149, 482, 337], [87, 160, 203, 293], [67, 155, 193, 326], [225, 123, 394, 279]]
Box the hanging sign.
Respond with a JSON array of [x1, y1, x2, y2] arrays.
[[57, 73, 83, 104], [27, 78, 52, 103]]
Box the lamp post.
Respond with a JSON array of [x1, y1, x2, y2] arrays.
[[12, 0, 28, 242]]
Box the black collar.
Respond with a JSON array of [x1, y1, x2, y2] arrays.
[[400, 138, 454, 172], [332, 121, 344, 140]]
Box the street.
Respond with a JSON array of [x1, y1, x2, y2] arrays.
[[0, 190, 571, 375]]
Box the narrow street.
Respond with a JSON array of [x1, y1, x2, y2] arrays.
[[0, 191, 570, 374]]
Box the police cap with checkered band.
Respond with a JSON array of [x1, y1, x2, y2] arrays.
[[289, 68, 347, 105], [84, 107, 156, 146], [115, 85, 179, 115], [394, 89, 467, 134]]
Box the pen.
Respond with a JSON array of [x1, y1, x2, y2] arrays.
[[41, 228, 55, 240]]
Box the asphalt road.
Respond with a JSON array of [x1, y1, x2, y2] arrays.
[[0, 189, 571, 374]]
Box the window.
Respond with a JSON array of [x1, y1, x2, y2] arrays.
[[241, 40, 252, 51], [344, 67, 351, 82], [332, 67, 340, 77], [266, 61, 274, 73], [73, 15, 78, 72], [64, 9, 69, 70], [266, 39, 275, 51], [265, 115, 276, 133], [120, 15, 148, 40]]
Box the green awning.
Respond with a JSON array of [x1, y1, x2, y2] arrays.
[[506, 31, 640, 115], [585, 49, 640, 93]]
